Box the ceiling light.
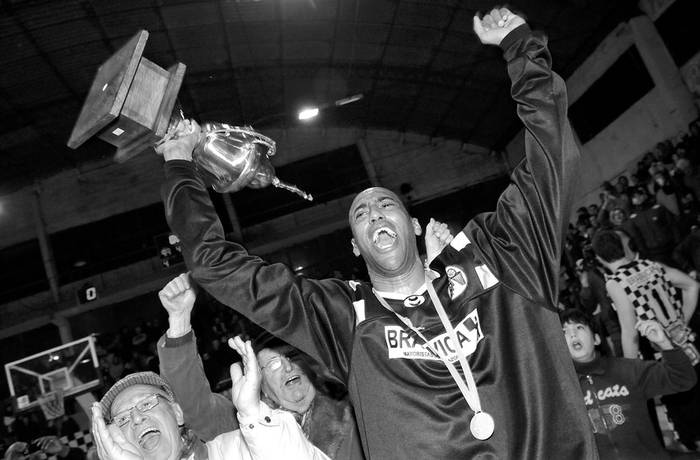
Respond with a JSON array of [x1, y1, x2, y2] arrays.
[[298, 107, 319, 121], [335, 93, 363, 106]]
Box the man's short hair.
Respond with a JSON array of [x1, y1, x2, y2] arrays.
[[99, 371, 175, 422], [560, 309, 595, 332], [591, 230, 625, 263]]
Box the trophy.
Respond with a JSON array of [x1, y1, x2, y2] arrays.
[[67, 30, 312, 201]]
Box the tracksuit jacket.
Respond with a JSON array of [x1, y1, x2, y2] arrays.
[[574, 350, 696, 459]]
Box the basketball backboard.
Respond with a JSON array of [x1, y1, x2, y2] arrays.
[[5, 335, 101, 411]]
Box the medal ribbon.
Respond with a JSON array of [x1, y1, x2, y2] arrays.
[[371, 272, 485, 420], [425, 274, 484, 416]]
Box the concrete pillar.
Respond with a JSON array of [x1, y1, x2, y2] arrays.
[[629, 15, 698, 133], [31, 186, 61, 304], [51, 315, 73, 344], [356, 138, 381, 186]]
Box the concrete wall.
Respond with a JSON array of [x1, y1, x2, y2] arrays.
[[680, 51, 700, 102], [504, 9, 698, 210], [0, 126, 506, 251], [640, 0, 700, 106]]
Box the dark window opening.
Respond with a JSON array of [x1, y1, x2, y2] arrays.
[[655, 0, 700, 67], [569, 46, 654, 144], [50, 202, 170, 284], [0, 240, 48, 304]]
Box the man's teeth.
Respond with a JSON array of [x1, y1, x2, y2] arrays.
[[285, 376, 301, 386], [372, 228, 397, 244]]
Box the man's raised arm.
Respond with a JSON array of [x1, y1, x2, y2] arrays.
[[468, 8, 580, 308], [160, 121, 356, 381], [157, 273, 238, 441], [663, 265, 699, 322]]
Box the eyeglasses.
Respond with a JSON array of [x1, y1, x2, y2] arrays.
[[261, 355, 291, 372], [111, 394, 167, 427]]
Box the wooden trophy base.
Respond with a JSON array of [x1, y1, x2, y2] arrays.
[[67, 30, 185, 162]]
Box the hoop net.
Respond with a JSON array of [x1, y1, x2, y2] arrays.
[[38, 389, 65, 420]]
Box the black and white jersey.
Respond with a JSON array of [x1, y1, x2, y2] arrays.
[[608, 259, 682, 324], [164, 24, 598, 460]]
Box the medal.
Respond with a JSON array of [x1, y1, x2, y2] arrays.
[[470, 411, 495, 440]]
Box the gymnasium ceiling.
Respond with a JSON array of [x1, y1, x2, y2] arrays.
[[0, 0, 637, 195]]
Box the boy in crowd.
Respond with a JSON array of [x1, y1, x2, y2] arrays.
[[562, 309, 697, 459]]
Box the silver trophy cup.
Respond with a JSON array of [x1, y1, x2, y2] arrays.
[[161, 108, 312, 201], [192, 122, 312, 201]]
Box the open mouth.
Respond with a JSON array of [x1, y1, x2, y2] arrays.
[[372, 227, 397, 249], [138, 428, 161, 451], [284, 375, 301, 386], [570, 340, 583, 351]]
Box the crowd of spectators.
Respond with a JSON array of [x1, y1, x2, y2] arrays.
[[560, 121, 700, 352], [98, 294, 277, 396]]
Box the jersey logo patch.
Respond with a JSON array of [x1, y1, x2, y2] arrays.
[[446, 265, 468, 299], [384, 309, 483, 361], [427, 309, 484, 361], [403, 294, 425, 308], [384, 326, 439, 361]]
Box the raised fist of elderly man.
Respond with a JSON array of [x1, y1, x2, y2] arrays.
[[473, 7, 526, 46]]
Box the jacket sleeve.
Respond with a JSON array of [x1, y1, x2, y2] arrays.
[[623, 217, 649, 258], [162, 161, 356, 381], [579, 286, 598, 314], [662, 205, 681, 244], [465, 24, 580, 309], [157, 331, 238, 440], [237, 404, 331, 460], [673, 236, 692, 271], [632, 349, 697, 399]]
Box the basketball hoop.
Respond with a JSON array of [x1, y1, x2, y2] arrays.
[[5, 335, 102, 413], [38, 389, 65, 420]]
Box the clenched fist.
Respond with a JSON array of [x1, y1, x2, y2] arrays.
[[473, 8, 526, 47]]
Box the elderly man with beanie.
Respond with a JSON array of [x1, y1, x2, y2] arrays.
[[91, 336, 329, 460]]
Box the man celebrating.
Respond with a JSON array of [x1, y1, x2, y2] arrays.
[[160, 7, 597, 459], [156, 273, 361, 459]]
